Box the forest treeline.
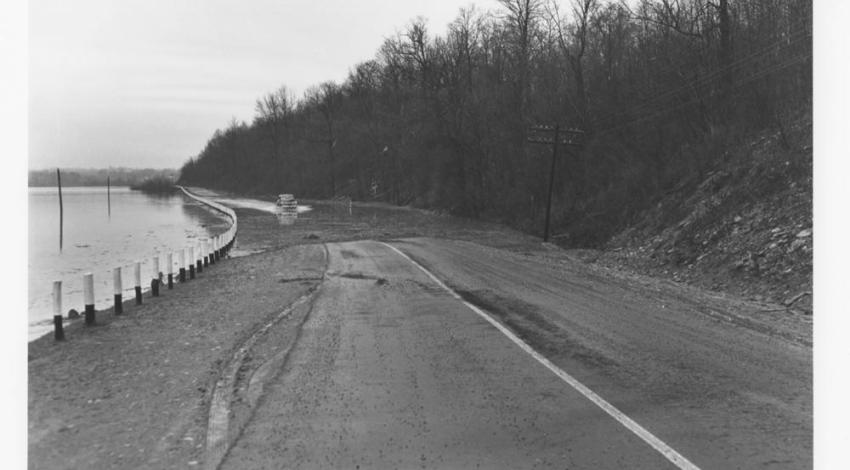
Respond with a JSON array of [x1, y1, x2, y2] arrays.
[[30, 168, 178, 188], [178, 0, 811, 246]]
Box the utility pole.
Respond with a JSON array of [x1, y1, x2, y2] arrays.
[[527, 124, 584, 242]]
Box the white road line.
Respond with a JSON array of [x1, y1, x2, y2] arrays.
[[381, 242, 701, 470]]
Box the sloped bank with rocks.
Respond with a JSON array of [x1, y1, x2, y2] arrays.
[[585, 111, 812, 314]]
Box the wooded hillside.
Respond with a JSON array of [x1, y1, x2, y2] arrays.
[[178, 0, 811, 247]]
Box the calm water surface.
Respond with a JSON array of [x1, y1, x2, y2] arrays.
[[28, 187, 230, 340]]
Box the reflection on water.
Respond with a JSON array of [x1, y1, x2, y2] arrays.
[[213, 197, 312, 215], [276, 213, 297, 225]]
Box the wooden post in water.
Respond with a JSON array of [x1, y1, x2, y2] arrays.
[[152, 254, 160, 296], [167, 252, 174, 289], [53, 281, 64, 341], [195, 244, 202, 274], [113, 267, 123, 314], [57, 169, 63, 251], [107, 175, 111, 218], [83, 273, 95, 325], [133, 261, 142, 305]]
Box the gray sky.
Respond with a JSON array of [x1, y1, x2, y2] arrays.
[[28, 0, 496, 170]]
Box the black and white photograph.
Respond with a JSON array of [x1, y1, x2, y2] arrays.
[[6, 0, 845, 468]]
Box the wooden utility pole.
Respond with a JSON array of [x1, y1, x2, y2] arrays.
[[527, 125, 584, 242]]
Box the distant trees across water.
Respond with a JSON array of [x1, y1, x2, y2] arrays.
[[29, 168, 179, 188], [179, 0, 811, 246]]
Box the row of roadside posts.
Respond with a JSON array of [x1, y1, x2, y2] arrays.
[[51, 234, 235, 341]]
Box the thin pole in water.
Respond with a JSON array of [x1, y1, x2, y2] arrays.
[[107, 175, 111, 218], [57, 169, 63, 251]]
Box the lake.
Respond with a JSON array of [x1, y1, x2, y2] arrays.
[[28, 187, 231, 340]]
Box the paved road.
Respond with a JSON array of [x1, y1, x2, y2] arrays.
[[220, 239, 811, 469]]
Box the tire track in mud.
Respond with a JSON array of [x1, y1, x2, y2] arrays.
[[204, 244, 330, 470]]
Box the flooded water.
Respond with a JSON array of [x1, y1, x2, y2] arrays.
[[28, 187, 231, 340]]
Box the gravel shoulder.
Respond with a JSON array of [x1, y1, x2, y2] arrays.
[[28, 244, 326, 469]]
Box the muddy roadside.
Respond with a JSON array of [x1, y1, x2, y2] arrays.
[[28, 244, 326, 469]]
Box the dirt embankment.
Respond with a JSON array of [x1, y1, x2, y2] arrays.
[[586, 112, 812, 314]]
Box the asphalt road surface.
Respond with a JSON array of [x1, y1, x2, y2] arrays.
[[220, 238, 811, 469]]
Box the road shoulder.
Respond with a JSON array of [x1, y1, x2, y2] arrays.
[[28, 244, 326, 469]]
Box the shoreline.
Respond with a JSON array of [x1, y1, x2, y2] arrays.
[[27, 187, 235, 342], [28, 240, 325, 469]]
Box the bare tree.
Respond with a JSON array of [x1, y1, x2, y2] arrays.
[[305, 82, 342, 197], [549, 0, 598, 130], [499, 0, 543, 118], [255, 86, 295, 154]]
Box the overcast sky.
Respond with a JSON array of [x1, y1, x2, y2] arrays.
[[28, 0, 498, 170]]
